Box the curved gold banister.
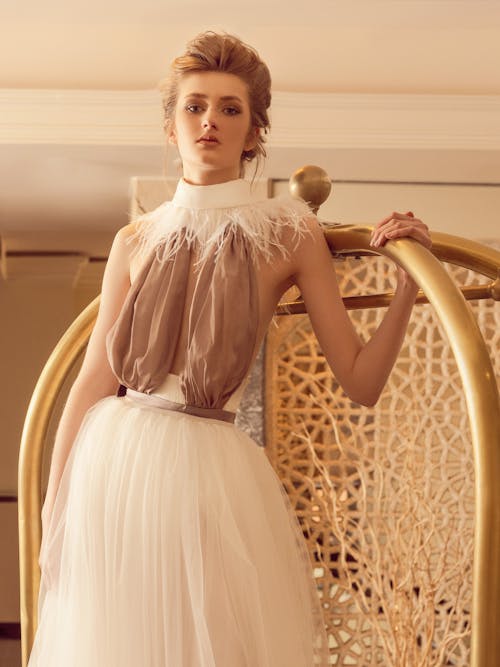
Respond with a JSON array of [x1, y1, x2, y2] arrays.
[[421, 231, 500, 279], [18, 301, 98, 666], [18, 230, 500, 667], [379, 235, 500, 667], [368, 232, 500, 667], [323, 225, 500, 279], [288, 225, 500, 667], [278, 228, 500, 314]]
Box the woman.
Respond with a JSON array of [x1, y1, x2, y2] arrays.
[[30, 31, 431, 666]]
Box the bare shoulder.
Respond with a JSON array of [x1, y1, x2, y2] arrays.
[[117, 219, 143, 243], [115, 219, 150, 283], [254, 214, 325, 301], [278, 214, 330, 280]]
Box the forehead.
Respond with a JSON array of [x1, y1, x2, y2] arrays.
[[177, 71, 249, 103]]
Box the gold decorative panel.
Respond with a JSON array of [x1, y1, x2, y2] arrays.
[[265, 254, 499, 666]]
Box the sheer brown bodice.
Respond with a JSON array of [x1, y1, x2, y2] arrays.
[[105, 178, 312, 410], [106, 227, 258, 409]]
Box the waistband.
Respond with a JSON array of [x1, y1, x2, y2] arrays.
[[125, 388, 236, 424]]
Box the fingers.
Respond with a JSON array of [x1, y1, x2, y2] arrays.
[[373, 211, 414, 228], [383, 225, 431, 248], [370, 212, 431, 249]]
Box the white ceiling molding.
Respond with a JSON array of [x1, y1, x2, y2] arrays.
[[1, 89, 499, 151], [0, 90, 165, 146], [271, 93, 500, 150]]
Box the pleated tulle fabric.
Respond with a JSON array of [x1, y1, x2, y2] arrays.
[[30, 390, 329, 666]]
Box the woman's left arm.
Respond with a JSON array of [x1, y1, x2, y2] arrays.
[[291, 210, 431, 406]]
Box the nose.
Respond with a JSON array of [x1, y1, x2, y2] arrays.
[[202, 116, 217, 130]]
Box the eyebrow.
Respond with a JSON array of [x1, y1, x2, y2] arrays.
[[183, 93, 244, 103]]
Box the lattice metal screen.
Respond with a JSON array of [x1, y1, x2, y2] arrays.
[[264, 254, 499, 666]]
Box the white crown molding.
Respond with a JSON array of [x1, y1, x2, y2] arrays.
[[271, 92, 500, 150], [0, 90, 165, 145], [1, 89, 499, 150]]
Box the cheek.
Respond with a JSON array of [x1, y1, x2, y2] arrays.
[[172, 110, 195, 138], [229, 117, 253, 145]]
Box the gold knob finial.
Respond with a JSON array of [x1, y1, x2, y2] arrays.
[[289, 165, 332, 213]]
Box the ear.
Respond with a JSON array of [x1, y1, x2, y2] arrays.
[[168, 128, 177, 146], [244, 126, 260, 152], [166, 120, 177, 146]]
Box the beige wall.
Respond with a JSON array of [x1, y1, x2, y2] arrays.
[[275, 180, 500, 241]]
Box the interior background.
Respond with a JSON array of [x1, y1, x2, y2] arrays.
[[1, 0, 499, 643]]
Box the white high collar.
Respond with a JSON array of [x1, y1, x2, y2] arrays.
[[126, 180, 313, 267], [171, 178, 256, 210]]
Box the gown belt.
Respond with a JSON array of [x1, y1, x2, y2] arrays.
[[125, 388, 236, 424]]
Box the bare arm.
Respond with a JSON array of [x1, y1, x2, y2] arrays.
[[41, 225, 133, 526], [292, 211, 431, 406]]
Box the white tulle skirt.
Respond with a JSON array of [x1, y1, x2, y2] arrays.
[[29, 389, 329, 666]]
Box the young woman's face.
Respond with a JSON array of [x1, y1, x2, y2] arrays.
[[169, 71, 258, 185]]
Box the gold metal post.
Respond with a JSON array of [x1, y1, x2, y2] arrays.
[[18, 297, 98, 667], [288, 166, 500, 667]]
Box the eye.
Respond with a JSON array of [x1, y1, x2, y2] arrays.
[[223, 106, 241, 116], [185, 104, 203, 113]]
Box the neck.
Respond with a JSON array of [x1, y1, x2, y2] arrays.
[[181, 164, 242, 186]]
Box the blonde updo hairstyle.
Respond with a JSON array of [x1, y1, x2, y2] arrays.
[[159, 31, 271, 173]]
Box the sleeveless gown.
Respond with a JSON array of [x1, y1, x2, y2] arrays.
[[28, 178, 330, 666]]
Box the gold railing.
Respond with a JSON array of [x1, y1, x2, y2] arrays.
[[279, 225, 500, 667], [278, 228, 500, 314], [18, 168, 500, 667], [18, 303, 97, 666]]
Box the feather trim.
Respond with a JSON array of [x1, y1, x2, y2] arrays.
[[125, 194, 315, 267]]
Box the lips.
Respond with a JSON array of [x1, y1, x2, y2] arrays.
[[197, 135, 219, 144]]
